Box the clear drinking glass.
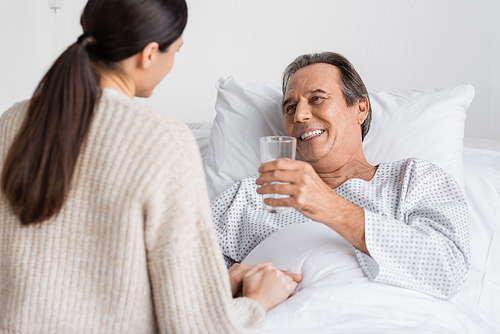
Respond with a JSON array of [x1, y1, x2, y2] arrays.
[[259, 136, 297, 213]]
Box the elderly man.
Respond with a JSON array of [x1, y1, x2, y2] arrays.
[[211, 52, 470, 299]]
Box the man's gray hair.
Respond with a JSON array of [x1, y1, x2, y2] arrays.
[[282, 52, 372, 140]]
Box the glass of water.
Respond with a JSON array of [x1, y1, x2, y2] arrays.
[[259, 136, 297, 213]]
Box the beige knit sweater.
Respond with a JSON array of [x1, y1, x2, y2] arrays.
[[0, 88, 265, 333]]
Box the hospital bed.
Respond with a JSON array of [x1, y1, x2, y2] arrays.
[[188, 76, 500, 333]]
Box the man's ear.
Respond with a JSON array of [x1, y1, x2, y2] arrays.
[[138, 42, 160, 70], [357, 97, 369, 124]]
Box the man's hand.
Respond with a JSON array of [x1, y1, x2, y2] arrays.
[[256, 159, 369, 254], [256, 159, 338, 223]]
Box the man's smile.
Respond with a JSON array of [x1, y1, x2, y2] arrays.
[[299, 129, 325, 141]]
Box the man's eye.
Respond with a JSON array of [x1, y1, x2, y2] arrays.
[[311, 96, 323, 102], [285, 105, 296, 114]]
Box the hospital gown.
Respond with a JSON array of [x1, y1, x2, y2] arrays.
[[211, 158, 470, 299]]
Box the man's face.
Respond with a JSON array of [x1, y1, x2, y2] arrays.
[[283, 63, 363, 164]]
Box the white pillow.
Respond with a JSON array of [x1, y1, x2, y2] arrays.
[[205, 75, 475, 201], [187, 122, 211, 161]]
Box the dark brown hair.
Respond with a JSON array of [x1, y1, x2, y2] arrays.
[[282, 52, 372, 140], [1, 0, 187, 225]]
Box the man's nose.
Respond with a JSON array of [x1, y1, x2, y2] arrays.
[[294, 101, 313, 123]]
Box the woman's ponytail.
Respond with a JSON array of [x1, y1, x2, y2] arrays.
[[1, 35, 101, 225], [2, 0, 187, 225]]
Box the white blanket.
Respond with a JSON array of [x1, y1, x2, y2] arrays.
[[461, 161, 500, 324], [244, 222, 499, 333]]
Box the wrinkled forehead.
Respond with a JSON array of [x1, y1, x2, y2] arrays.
[[284, 63, 342, 99]]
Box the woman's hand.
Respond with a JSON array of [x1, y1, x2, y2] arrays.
[[229, 262, 302, 297], [229, 263, 270, 297], [241, 264, 299, 312], [256, 159, 368, 254]]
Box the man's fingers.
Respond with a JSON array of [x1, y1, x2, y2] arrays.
[[257, 158, 300, 174], [256, 169, 300, 186], [256, 182, 295, 195], [281, 270, 303, 283], [262, 196, 295, 209]]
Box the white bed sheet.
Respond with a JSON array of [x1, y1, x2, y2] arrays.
[[244, 223, 500, 334], [461, 149, 500, 325]]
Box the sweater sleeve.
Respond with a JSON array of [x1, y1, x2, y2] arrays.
[[142, 122, 265, 333], [355, 160, 470, 299]]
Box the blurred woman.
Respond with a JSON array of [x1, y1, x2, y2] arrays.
[[0, 0, 299, 332]]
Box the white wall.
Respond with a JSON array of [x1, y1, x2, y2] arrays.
[[1, 0, 499, 140]]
